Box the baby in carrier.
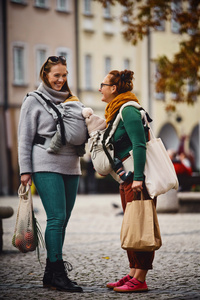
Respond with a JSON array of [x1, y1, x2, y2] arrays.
[[48, 101, 132, 181]]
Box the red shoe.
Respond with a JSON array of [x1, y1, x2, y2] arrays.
[[106, 275, 132, 289], [114, 278, 148, 293]]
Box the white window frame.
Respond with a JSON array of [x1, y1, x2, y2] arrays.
[[34, 0, 49, 9], [56, 0, 71, 12], [122, 6, 129, 23], [12, 41, 28, 86], [56, 47, 72, 87], [35, 45, 49, 86], [85, 54, 92, 90], [83, 0, 92, 15], [171, 0, 182, 34], [103, 2, 111, 19], [187, 79, 198, 102], [154, 6, 165, 31], [187, 0, 197, 35]]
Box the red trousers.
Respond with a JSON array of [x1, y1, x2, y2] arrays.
[[119, 177, 156, 270]]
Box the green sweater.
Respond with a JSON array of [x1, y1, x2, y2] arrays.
[[113, 106, 148, 181]]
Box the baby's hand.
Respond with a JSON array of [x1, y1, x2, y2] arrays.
[[82, 107, 94, 118]]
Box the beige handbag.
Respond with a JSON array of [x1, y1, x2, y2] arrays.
[[120, 193, 162, 251]]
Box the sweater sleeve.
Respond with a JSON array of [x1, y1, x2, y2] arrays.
[[122, 106, 146, 181], [18, 97, 39, 174]]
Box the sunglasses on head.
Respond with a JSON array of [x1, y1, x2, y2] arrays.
[[44, 56, 66, 67]]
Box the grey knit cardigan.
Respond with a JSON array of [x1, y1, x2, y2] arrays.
[[18, 83, 81, 175]]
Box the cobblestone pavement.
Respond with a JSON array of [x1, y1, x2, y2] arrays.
[[0, 194, 200, 300]]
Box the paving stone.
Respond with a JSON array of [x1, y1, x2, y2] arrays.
[[0, 194, 200, 300]]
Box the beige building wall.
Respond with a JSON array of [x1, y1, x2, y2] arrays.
[[151, 20, 200, 140], [77, 1, 138, 117], [6, 0, 77, 192], [1, 0, 199, 194]]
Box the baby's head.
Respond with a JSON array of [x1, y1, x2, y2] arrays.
[[82, 107, 94, 118]]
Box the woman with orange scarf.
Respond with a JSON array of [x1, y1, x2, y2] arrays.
[[99, 70, 155, 293]]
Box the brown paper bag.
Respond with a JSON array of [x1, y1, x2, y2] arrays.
[[120, 195, 162, 251]]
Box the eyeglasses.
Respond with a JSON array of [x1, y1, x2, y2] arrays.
[[44, 56, 66, 68], [100, 83, 113, 89]]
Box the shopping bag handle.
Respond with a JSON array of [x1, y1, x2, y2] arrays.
[[18, 184, 30, 200]]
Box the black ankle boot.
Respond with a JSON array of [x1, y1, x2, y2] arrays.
[[43, 258, 53, 288], [51, 260, 83, 293]]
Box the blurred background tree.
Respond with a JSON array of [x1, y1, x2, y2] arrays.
[[95, 0, 200, 111]]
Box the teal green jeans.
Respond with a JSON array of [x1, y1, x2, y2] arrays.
[[33, 172, 79, 262]]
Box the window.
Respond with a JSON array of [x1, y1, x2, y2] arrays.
[[103, 2, 111, 19], [171, 0, 181, 33], [13, 43, 27, 85], [83, 19, 95, 32], [122, 6, 129, 23], [35, 47, 47, 84], [83, 0, 92, 15], [85, 54, 92, 90], [105, 57, 111, 75], [154, 6, 165, 31], [124, 58, 130, 70], [56, 47, 72, 87], [187, 80, 198, 102], [56, 0, 71, 12], [187, 0, 197, 35], [171, 92, 178, 100], [34, 0, 48, 8], [103, 22, 114, 35], [10, 0, 27, 4]]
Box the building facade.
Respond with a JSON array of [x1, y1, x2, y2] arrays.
[[0, 0, 199, 194], [0, 0, 77, 194]]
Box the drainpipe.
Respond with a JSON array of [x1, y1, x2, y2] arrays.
[[2, 0, 13, 194], [147, 29, 152, 120], [199, 121, 200, 171], [2, 0, 8, 110], [75, 0, 80, 98]]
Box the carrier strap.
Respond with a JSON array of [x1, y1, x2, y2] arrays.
[[28, 91, 66, 146]]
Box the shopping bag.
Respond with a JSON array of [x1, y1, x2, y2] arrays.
[[12, 184, 42, 253], [120, 194, 162, 251], [144, 126, 179, 198]]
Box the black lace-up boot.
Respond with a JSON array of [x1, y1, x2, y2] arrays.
[[51, 260, 83, 293], [43, 258, 53, 288]]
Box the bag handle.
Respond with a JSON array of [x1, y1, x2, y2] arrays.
[[148, 124, 157, 141], [18, 184, 30, 200]]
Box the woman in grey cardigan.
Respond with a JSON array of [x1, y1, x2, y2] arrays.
[[18, 56, 84, 293]]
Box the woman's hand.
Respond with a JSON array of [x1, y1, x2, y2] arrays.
[[21, 174, 32, 186], [131, 180, 143, 192]]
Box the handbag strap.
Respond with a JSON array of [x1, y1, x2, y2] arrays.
[[148, 124, 157, 141]]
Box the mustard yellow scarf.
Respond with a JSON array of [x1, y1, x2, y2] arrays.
[[105, 91, 139, 124], [64, 95, 79, 103]]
